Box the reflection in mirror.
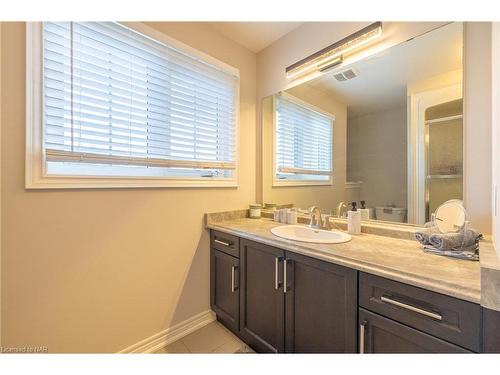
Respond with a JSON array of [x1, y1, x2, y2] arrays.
[[433, 199, 467, 233], [261, 22, 463, 226]]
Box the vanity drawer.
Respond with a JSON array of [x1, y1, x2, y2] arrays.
[[211, 230, 240, 258], [359, 272, 481, 352]]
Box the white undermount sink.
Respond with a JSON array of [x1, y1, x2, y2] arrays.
[[270, 225, 352, 244]]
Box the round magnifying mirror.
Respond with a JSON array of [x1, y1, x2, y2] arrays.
[[432, 199, 467, 233]]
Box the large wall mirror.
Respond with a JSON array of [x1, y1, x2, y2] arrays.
[[261, 22, 463, 225]]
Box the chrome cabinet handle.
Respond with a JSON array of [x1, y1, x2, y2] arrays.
[[274, 257, 282, 290], [381, 296, 442, 321], [231, 266, 237, 292], [283, 259, 288, 294], [214, 239, 231, 247], [359, 321, 366, 354]]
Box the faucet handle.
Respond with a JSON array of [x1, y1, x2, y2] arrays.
[[308, 206, 323, 228], [323, 215, 333, 230]]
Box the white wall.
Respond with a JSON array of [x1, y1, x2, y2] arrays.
[[464, 22, 492, 234], [492, 23, 500, 253]]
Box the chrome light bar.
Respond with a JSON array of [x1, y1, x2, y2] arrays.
[[285, 21, 382, 79]]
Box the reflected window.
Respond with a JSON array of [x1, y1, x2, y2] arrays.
[[274, 94, 333, 185]]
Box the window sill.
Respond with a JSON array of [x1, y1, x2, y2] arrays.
[[25, 175, 239, 189], [272, 179, 333, 187]]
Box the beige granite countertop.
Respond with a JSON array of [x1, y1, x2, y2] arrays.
[[207, 218, 481, 304]]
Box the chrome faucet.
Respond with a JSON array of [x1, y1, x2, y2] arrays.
[[309, 206, 323, 229], [336, 201, 347, 218]]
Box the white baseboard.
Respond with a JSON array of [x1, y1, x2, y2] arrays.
[[118, 310, 216, 354]]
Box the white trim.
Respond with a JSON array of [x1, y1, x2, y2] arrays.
[[407, 84, 462, 225], [278, 167, 331, 176], [492, 22, 500, 255], [118, 310, 216, 354], [272, 93, 334, 187], [46, 149, 236, 170], [25, 22, 240, 189], [424, 114, 463, 125], [273, 179, 333, 187]]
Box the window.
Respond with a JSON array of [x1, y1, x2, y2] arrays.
[[274, 94, 334, 186], [26, 22, 239, 188]]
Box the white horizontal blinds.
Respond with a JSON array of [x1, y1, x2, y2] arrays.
[[43, 22, 237, 173], [275, 95, 332, 179]]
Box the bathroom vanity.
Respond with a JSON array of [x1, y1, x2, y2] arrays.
[[203, 21, 500, 355], [207, 215, 500, 353]]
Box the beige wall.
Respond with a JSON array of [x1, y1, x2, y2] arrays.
[[347, 106, 407, 210], [464, 22, 492, 234], [261, 85, 353, 212], [0, 22, 256, 353]]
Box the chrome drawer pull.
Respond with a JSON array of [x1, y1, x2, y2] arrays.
[[214, 239, 231, 247], [274, 257, 281, 290], [283, 259, 288, 294], [359, 321, 366, 354], [381, 296, 442, 321], [231, 266, 237, 292]]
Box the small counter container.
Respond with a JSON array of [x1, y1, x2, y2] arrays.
[[249, 204, 262, 219], [264, 203, 277, 211]]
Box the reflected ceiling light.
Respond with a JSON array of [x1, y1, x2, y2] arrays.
[[285, 22, 382, 79]]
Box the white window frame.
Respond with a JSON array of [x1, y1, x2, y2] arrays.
[[25, 22, 240, 189], [272, 93, 334, 187]]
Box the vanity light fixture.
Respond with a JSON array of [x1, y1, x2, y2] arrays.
[[285, 21, 382, 79]]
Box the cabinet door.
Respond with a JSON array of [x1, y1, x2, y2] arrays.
[[285, 252, 357, 353], [359, 308, 470, 353], [240, 239, 285, 353], [482, 307, 500, 353], [210, 249, 240, 334]]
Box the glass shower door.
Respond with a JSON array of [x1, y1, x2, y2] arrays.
[[425, 99, 463, 221]]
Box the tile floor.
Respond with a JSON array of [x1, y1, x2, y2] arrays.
[[154, 321, 254, 354]]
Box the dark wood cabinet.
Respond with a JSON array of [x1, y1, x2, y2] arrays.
[[359, 308, 470, 353], [482, 307, 500, 353], [239, 239, 285, 353], [210, 248, 240, 334], [285, 251, 357, 353], [359, 272, 480, 352], [209, 230, 487, 354], [238, 238, 358, 353]]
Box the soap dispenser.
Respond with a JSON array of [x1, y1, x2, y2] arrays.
[[348, 202, 361, 235], [359, 200, 370, 220]]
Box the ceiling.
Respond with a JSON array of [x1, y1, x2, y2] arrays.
[[209, 22, 303, 53], [297, 22, 463, 118]]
